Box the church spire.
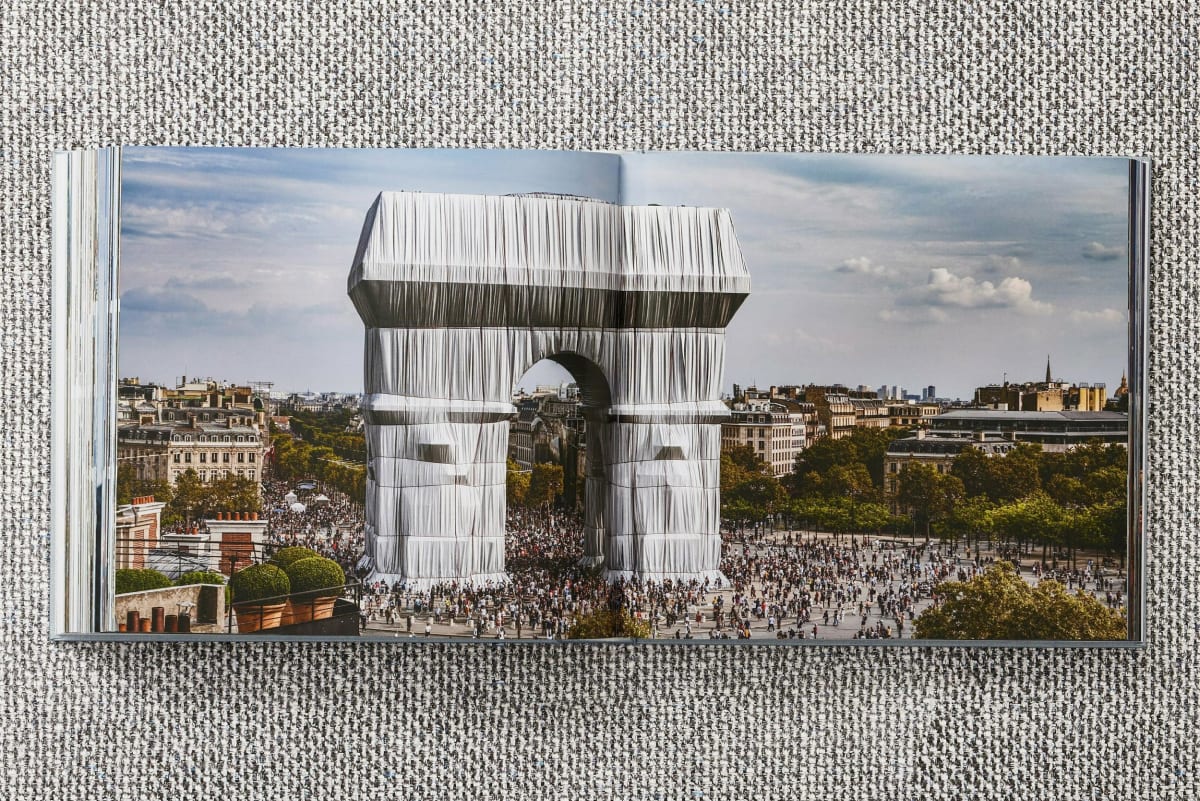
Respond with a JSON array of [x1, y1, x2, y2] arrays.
[[1045, 354, 1052, 384]]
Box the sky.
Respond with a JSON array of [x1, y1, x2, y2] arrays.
[[119, 149, 1131, 400]]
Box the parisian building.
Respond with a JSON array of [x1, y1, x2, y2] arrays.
[[720, 396, 808, 476], [117, 377, 268, 490], [888, 401, 942, 428], [507, 384, 588, 509], [927, 409, 1127, 453], [883, 430, 1019, 511], [972, 356, 1108, 412], [803, 385, 860, 440], [849, 396, 889, 429]]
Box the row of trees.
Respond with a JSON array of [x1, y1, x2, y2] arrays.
[[892, 441, 1127, 565], [271, 432, 367, 501], [279, 407, 368, 463], [117, 464, 260, 526], [721, 433, 906, 539], [719, 428, 1128, 565]]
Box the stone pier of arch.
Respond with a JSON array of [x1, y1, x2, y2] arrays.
[[347, 191, 750, 590]]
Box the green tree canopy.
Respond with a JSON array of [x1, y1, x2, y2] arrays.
[[117, 463, 176, 521], [950, 442, 1043, 503], [896, 463, 965, 540], [720, 446, 784, 528], [913, 562, 1126, 640], [526, 462, 564, 508], [788, 426, 911, 496], [721, 445, 766, 491], [986, 491, 1066, 550], [506, 458, 530, 506]]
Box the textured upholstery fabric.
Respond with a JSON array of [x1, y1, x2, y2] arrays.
[[1, 3, 1191, 798]]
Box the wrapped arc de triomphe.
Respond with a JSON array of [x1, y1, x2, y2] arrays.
[[348, 191, 750, 589]]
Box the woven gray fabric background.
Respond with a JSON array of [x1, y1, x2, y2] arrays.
[[1, 2, 1193, 799]]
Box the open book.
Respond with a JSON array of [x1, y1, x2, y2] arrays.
[[52, 148, 1149, 644]]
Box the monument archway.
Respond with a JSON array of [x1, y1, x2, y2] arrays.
[[348, 191, 749, 589]]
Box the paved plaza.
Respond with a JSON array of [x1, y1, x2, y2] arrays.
[[358, 529, 1127, 642]]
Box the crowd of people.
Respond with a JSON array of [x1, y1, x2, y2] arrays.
[[356, 507, 615, 639], [261, 479, 364, 578], [245, 475, 1122, 640], [352, 510, 960, 640]]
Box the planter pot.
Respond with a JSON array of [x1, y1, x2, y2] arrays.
[[282, 595, 338, 625], [310, 595, 337, 621], [234, 601, 287, 633], [279, 599, 302, 627]]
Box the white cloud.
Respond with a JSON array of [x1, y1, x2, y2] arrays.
[[836, 256, 896, 279], [1082, 241, 1124, 261], [923, 267, 1053, 314]]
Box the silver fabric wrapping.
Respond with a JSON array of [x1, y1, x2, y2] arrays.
[[350, 192, 748, 588]]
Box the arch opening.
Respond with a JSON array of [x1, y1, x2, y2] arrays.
[[508, 354, 612, 575]]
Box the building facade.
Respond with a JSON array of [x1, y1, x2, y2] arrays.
[[888, 402, 942, 429], [883, 430, 1016, 500], [117, 378, 268, 490], [973, 358, 1108, 412], [720, 398, 807, 476], [804, 386, 857, 440], [927, 409, 1127, 453]]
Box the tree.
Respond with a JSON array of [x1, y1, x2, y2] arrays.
[[913, 562, 1126, 640], [116, 463, 175, 518], [987, 442, 1042, 503], [896, 464, 964, 542], [565, 608, 651, 639], [949, 447, 991, 499], [1094, 499, 1128, 567], [987, 491, 1065, 555], [825, 463, 882, 505], [938, 495, 994, 549], [506, 458, 530, 506], [526, 462, 564, 508], [720, 446, 785, 532], [787, 426, 909, 497], [169, 469, 207, 526], [726, 473, 786, 529], [206, 474, 261, 515], [1045, 474, 1088, 508], [849, 500, 895, 534], [306, 445, 337, 481], [951, 442, 1043, 504], [116, 463, 138, 506], [721, 445, 764, 493]]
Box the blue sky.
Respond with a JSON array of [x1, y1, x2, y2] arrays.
[[119, 148, 1131, 399]]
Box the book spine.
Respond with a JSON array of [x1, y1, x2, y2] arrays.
[[50, 147, 121, 636]]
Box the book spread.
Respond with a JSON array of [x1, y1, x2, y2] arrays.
[[50, 148, 1149, 643]]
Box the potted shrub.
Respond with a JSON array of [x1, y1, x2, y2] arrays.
[[229, 563, 290, 633], [283, 557, 345, 624], [268, 546, 321, 571]]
